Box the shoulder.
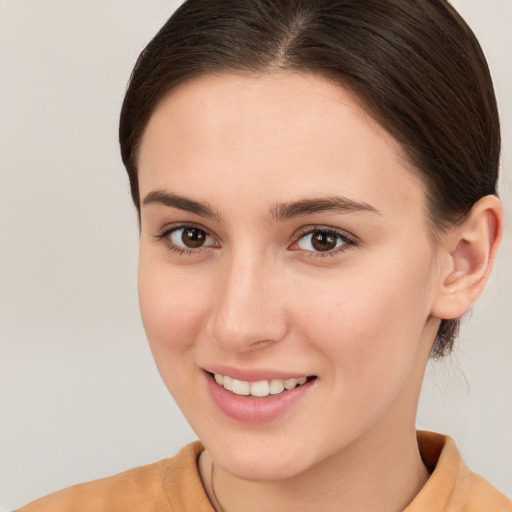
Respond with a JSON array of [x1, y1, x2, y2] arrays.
[[16, 441, 207, 512], [463, 471, 512, 512], [407, 431, 512, 512]]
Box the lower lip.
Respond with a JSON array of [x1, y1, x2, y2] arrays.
[[204, 372, 315, 423]]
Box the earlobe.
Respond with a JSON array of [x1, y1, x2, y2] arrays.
[[431, 195, 503, 320]]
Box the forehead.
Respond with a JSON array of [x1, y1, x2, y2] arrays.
[[137, 71, 427, 220]]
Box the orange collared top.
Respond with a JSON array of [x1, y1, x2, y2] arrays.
[[17, 431, 511, 512]]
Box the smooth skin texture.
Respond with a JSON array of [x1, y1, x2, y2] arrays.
[[137, 72, 502, 512]]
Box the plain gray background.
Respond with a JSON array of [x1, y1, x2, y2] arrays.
[[1, 1, 511, 509]]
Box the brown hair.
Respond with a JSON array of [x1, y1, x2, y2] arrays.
[[119, 0, 500, 358]]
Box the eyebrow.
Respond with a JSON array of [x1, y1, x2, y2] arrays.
[[142, 190, 221, 221], [268, 196, 381, 221], [142, 190, 380, 222]]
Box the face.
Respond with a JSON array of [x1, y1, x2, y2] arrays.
[[137, 72, 443, 481]]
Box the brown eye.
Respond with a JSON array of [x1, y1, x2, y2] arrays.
[[182, 227, 206, 248], [168, 226, 216, 250], [296, 229, 349, 253], [311, 232, 337, 251]]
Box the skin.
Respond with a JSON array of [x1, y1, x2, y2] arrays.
[[136, 71, 502, 511]]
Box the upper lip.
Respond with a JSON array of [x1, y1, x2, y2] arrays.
[[203, 365, 314, 382]]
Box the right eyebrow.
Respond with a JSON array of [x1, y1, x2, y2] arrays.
[[142, 190, 222, 221]]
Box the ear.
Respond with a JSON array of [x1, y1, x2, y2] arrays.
[[431, 195, 503, 320]]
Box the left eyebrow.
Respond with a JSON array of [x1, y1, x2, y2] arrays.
[[268, 196, 381, 222]]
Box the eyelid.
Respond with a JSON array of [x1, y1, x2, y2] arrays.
[[289, 225, 358, 256], [155, 222, 221, 253], [154, 222, 357, 257], [156, 221, 218, 239], [291, 224, 357, 243]]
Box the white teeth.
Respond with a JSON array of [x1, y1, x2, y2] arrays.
[[214, 373, 310, 397], [269, 379, 285, 395], [231, 379, 250, 395], [284, 378, 298, 390], [250, 380, 270, 397], [223, 375, 233, 391]]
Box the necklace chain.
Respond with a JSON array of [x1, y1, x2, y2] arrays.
[[210, 454, 226, 512]]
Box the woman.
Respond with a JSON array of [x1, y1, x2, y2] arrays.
[[17, 0, 511, 510]]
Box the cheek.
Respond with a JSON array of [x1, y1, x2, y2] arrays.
[[292, 248, 435, 384], [137, 254, 210, 374]]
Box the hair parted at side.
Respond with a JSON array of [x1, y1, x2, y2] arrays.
[[119, 0, 500, 358]]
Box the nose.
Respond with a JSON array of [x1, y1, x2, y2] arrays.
[[207, 250, 289, 352]]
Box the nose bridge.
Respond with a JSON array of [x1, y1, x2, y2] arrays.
[[209, 246, 287, 350]]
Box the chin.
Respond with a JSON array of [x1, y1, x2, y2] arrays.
[[204, 434, 321, 482], [220, 455, 305, 482]]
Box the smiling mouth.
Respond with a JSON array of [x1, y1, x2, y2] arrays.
[[208, 372, 317, 398]]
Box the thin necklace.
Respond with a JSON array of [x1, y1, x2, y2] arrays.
[[210, 455, 226, 512]]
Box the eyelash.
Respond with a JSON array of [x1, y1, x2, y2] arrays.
[[155, 223, 218, 256], [291, 226, 357, 258], [155, 223, 357, 258]]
